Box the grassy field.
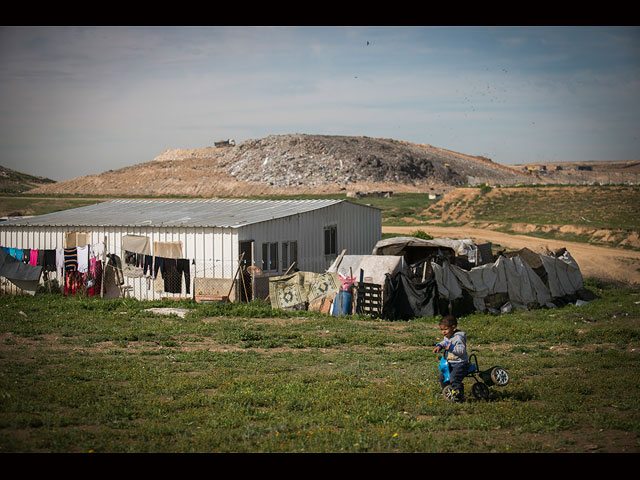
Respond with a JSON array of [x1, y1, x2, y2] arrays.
[[1, 186, 639, 453], [1, 279, 638, 453], [421, 185, 640, 250], [467, 185, 640, 231]]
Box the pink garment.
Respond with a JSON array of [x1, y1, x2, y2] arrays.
[[30, 249, 39, 266]]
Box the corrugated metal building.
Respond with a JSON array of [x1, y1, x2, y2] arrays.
[[0, 199, 381, 300]]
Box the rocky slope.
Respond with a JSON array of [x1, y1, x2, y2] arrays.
[[1, 165, 55, 193], [28, 134, 531, 197]]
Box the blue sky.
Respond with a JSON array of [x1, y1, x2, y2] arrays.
[[1, 26, 639, 181]]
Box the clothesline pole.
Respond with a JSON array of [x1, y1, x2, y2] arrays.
[[101, 236, 107, 298], [227, 252, 246, 301]]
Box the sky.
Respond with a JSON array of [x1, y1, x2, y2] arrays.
[[1, 25, 639, 182]]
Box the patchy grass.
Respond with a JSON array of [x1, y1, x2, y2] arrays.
[[0, 279, 638, 453]]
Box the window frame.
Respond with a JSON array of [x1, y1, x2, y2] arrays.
[[262, 242, 279, 272], [281, 240, 298, 272], [324, 225, 337, 256]]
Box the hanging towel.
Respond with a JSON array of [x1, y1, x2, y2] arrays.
[[29, 249, 39, 266]]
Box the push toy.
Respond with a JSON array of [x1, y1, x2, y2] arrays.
[[438, 353, 510, 402]]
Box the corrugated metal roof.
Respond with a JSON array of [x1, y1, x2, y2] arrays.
[[0, 199, 348, 229]]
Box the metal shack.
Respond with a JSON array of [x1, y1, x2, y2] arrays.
[[0, 199, 381, 301]]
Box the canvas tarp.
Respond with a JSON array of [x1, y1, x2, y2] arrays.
[[269, 271, 341, 310], [0, 247, 43, 295], [540, 251, 584, 297], [431, 251, 585, 312], [372, 237, 477, 262], [327, 254, 407, 286], [383, 272, 440, 320]]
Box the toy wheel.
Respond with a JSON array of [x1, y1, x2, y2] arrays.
[[490, 367, 510, 386], [472, 382, 489, 401], [441, 385, 461, 403]]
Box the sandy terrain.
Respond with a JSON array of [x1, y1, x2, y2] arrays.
[[383, 225, 640, 286]]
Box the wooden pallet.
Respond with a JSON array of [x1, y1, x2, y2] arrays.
[[354, 282, 383, 317]]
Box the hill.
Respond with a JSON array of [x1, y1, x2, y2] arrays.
[[506, 160, 640, 185], [421, 185, 640, 249], [26, 134, 531, 197], [0, 165, 56, 193]]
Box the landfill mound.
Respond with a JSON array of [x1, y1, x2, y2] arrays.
[[27, 134, 529, 197]]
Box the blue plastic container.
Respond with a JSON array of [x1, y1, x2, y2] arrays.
[[332, 290, 352, 316]]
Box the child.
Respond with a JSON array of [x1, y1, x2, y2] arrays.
[[433, 315, 469, 402]]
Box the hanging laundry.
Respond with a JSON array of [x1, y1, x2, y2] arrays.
[[56, 248, 65, 273], [37, 249, 45, 267], [43, 250, 57, 272], [143, 255, 153, 276], [77, 245, 89, 273], [176, 258, 191, 294], [162, 258, 181, 293], [90, 242, 104, 260], [153, 257, 164, 279], [64, 248, 78, 272], [86, 258, 103, 297], [0, 248, 43, 294], [124, 250, 137, 266], [64, 270, 84, 296], [29, 249, 39, 266]]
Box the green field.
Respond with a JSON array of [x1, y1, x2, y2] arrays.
[[1, 186, 639, 452], [1, 280, 638, 453], [430, 185, 640, 231]]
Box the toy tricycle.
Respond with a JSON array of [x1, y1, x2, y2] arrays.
[[438, 353, 510, 402]]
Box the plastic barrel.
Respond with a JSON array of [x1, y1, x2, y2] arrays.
[[332, 290, 352, 316]]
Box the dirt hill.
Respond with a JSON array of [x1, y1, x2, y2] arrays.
[[0, 165, 55, 193], [27, 134, 531, 197], [506, 160, 640, 185]]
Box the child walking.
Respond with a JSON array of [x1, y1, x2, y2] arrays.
[[433, 315, 469, 402]]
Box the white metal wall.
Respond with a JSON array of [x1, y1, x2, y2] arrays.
[[239, 201, 381, 274], [0, 201, 381, 299], [0, 224, 239, 300]]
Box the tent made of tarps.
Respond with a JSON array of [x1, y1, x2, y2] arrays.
[[383, 272, 440, 320], [431, 250, 584, 313], [0, 247, 43, 295], [372, 237, 478, 264], [327, 254, 407, 286]]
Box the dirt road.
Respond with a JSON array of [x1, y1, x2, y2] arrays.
[[383, 225, 640, 286]]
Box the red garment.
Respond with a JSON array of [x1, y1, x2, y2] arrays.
[[64, 271, 84, 296], [86, 259, 103, 296]]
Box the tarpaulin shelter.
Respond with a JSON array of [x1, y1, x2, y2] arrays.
[[327, 254, 409, 316], [327, 254, 407, 286], [382, 272, 440, 320], [373, 236, 593, 319], [372, 236, 477, 264]]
